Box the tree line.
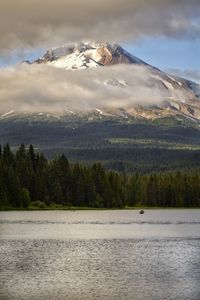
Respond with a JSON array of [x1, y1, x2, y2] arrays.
[[0, 144, 199, 209]]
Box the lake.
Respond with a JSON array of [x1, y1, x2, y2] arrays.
[[0, 209, 200, 299]]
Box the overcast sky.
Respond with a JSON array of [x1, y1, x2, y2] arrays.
[[0, 0, 199, 113], [0, 0, 199, 70]]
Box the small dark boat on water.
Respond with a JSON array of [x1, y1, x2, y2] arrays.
[[139, 209, 144, 214]]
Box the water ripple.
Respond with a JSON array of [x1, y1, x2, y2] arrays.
[[1, 220, 200, 225]]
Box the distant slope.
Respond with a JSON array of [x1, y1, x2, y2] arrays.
[[1, 114, 200, 172]]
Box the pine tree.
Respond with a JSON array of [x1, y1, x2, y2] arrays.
[[0, 163, 9, 208], [75, 176, 85, 206], [2, 144, 14, 167], [28, 144, 36, 170], [21, 188, 31, 208], [84, 173, 96, 207], [6, 167, 22, 207]]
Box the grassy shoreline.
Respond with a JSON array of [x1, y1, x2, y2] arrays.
[[1, 206, 199, 211]]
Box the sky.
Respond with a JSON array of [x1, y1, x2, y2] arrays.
[[0, 0, 199, 78], [0, 0, 199, 113], [1, 37, 199, 73], [124, 38, 200, 72]]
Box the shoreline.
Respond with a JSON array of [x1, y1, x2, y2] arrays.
[[1, 206, 200, 211]]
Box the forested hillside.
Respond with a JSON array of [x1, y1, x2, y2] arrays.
[[1, 117, 200, 173], [0, 144, 199, 209]]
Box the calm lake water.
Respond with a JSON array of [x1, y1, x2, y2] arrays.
[[0, 209, 200, 300]]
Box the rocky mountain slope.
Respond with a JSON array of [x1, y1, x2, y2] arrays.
[[34, 42, 148, 69]]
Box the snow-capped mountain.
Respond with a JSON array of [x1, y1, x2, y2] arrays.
[[30, 41, 200, 121], [2, 42, 200, 122], [34, 42, 147, 69]]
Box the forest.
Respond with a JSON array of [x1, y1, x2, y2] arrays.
[[0, 144, 200, 209]]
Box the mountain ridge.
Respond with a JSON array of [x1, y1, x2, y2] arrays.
[[33, 42, 148, 68]]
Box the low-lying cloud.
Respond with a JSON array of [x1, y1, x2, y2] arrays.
[[0, 63, 191, 114], [0, 0, 200, 56]]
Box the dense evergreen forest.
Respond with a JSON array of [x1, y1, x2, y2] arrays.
[[0, 144, 200, 209]]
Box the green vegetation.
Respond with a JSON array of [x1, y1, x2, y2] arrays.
[[0, 144, 200, 210], [1, 117, 200, 173], [109, 137, 200, 150]]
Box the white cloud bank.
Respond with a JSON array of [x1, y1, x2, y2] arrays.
[[0, 63, 192, 114]]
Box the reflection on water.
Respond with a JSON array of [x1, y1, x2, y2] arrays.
[[0, 210, 200, 299]]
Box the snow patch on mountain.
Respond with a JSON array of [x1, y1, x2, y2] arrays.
[[49, 49, 99, 70], [1, 110, 14, 118], [35, 42, 146, 71], [64, 109, 75, 115], [167, 74, 182, 86]]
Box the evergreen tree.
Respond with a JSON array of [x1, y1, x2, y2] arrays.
[[5, 167, 22, 207], [0, 143, 199, 209], [84, 173, 96, 207], [28, 144, 36, 170], [21, 188, 31, 208], [0, 163, 9, 208], [2, 144, 14, 167]]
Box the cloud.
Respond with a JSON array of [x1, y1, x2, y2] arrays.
[[0, 0, 200, 56], [0, 63, 180, 114]]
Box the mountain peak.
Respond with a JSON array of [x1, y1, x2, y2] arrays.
[[34, 41, 146, 70], [27, 40, 200, 121]]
